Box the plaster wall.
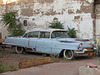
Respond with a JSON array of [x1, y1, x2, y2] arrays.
[[0, 0, 94, 39]]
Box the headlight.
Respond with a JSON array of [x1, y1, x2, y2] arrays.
[[89, 42, 92, 46], [78, 43, 83, 49]]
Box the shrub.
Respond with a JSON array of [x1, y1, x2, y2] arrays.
[[50, 53, 59, 62], [49, 21, 64, 29], [0, 61, 16, 73], [67, 27, 77, 38]]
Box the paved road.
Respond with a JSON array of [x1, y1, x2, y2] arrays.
[[1, 57, 99, 75]]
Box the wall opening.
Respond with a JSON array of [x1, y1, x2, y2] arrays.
[[23, 20, 27, 26], [53, 17, 58, 22], [0, 32, 2, 39], [95, 0, 100, 4]]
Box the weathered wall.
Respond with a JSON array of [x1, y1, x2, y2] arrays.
[[95, 2, 100, 41], [0, 0, 94, 39], [0, 4, 8, 39]]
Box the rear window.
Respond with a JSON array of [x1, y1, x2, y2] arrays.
[[23, 31, 39, 38]]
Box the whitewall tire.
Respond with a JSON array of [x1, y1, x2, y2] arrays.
[[63, 50, 74, 60], [15, 46, 23, 54]]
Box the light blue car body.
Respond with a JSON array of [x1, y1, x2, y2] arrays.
[[4, 28, 96, 55]]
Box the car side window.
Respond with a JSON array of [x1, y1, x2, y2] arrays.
[[51, 33, 55, 38], [40, 32, 50, 38], [51, 31, 69, 38], [28, 31, 39, 38]]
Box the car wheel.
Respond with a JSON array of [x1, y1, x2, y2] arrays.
[[15, 46, 23, 54], [63, 50, 74, 60]]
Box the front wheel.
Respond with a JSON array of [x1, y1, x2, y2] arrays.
[[15, 46, 24, 54], [63, 50, 74, 60]]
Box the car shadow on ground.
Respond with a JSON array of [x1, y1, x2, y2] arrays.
[[22, 52, 96, 62], [0, 48, 97, 63]]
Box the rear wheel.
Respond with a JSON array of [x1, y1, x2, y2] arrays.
[[63, 50, 74, 60], [15, 46, 24, 54]]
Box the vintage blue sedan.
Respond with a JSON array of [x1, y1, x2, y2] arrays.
[[4, 28, 96, 59]]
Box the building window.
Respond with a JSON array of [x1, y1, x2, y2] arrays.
[[23, 20, 27, 26]]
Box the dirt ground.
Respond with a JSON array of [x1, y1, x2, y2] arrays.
[[0, 48, 100, 75], [0, 48, 45, 69]]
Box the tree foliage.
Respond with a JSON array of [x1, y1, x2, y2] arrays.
[[2, 11, 25, 36], [49, 21, 64, 29], [67, 27, 77, 38]]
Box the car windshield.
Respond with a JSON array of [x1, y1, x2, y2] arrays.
[[52, 31, 69, 38]]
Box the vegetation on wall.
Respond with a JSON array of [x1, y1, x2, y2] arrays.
[[2, 11, 25, 36], [49, 21, 77, 38], [67, 27, 77, 38], [49, 21, 64, 29]]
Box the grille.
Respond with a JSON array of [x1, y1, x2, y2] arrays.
[[85, 48, 93, 50]]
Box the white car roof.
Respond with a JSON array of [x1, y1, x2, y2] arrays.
[[25, 28, 66, 33]]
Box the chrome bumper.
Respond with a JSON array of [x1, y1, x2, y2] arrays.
[[75, 47, 97, 54]]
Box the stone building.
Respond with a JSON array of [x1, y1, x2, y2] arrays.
[[0, 0, 99, 40]]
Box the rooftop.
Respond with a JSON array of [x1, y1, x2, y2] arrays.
[[25, 28, 66, 33]]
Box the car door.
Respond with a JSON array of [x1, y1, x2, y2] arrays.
[[36, 31, 52, 53], [27, 31, 39, 52], [22, 33, 30, 48]]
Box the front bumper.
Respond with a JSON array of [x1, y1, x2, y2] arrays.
[[74, 47, 97, 56]]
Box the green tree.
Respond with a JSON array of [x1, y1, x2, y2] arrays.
[[2, 11, 25, 36]]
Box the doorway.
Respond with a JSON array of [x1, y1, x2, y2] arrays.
[[0, 32, 2, 39]]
